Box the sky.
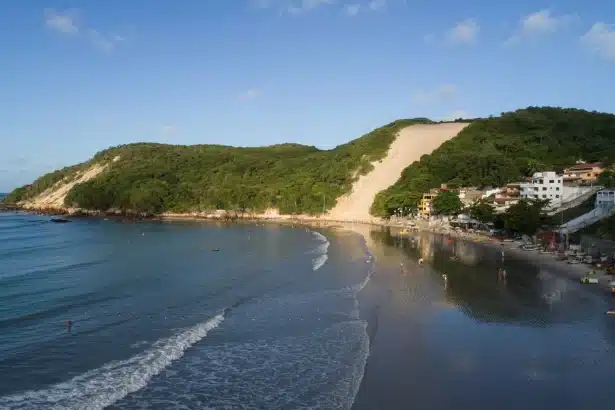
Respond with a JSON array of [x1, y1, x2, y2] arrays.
[[2, 0, 615, 191]]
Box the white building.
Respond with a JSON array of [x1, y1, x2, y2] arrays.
[[520, 171, 563, 207], [596, 189, 615, 210]]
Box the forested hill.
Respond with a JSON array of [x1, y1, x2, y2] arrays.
[[4, 118, 430, 214], [371, 107, 615, 217]]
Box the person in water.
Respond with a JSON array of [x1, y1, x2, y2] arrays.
[[66, 320, 72, 330]]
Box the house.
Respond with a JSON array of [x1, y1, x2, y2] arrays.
[[520, 171, 563, 206], [596, 189, 615, 210], [493, 183, 521, 212], [563, 162, 603, 185], [418, 189, 439, 217], [458, 188, 484, 207]]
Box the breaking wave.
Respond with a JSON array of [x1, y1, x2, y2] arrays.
[[0, 312, 225, 410], [311, 231, 330, 271]]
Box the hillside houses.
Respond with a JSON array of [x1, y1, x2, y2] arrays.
[[563, 162, 604, 185], [414, 162, 607, 218]]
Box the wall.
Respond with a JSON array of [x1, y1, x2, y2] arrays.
[[580, 235, 615, 257]]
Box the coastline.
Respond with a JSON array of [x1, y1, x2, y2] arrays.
[[5, 204, 613, 294]]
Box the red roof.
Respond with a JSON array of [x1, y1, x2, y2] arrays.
[[567, 162, 602, 171]]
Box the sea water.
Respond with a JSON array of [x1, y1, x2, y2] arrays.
[[0, 213, 373, 409]]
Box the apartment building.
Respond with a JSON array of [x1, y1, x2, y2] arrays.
[[418, 189, 438, 217], [520, 171, 563, 205]]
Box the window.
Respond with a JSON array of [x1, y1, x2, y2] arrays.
[[542, 187, 547, 191], [556, 195, 559, 198], [534, 187, 539, 191], [549, 180, 554, 183], [556, 187, 560, 191], [542, 195, 547, 198], [539, 180, 544, 184]]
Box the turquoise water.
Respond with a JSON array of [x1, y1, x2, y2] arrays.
[[0, 214, 373, 409]]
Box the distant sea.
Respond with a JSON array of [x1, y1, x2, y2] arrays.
[[0, 214, 373, 409]]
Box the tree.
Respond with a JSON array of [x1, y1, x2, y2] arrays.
[[372, 107, 615, 217], [502, 198, 551, 236], [468, 198, 495, 223], [597, 169, 615, 188], [432, 190, 463, 216]]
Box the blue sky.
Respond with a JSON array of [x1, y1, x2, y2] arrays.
[[2, 0, 615, 191]]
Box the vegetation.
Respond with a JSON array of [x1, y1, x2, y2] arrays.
[[372, 107, 615, 217], [3, 164, 86, 204], [501, 199, 552, 236], [431, 190, 463, 215], [6, 119, 431, 214], [468, 199, 496, 223], [597, 169, 615, 188]]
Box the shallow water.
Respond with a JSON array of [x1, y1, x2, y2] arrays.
[[352, 229, 615, 410], [0, 214, 372, 409]]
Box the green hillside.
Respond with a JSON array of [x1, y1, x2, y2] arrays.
[[5, 118, 429, 214], [372, 107, 615, 217]]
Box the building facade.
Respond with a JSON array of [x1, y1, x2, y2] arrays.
[[493, 183, 521, 212], [458, 188, 484, 207], [418, 190, 438, 217], [563, 162, 603, 185], [520, 171, 563, 206], [596, 189, 615, 210]]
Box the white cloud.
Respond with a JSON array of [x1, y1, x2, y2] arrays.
[[239, 88, 262, 101], [343, 4, 361, 16], [505, 9, 576, 45], [447, 19, 479, 44], [581, 23, 615, 61], [88, 29, 116, 52], [43, 8, 129, 53], [44, 8, 79, 34], [411, 84, 457, 105], [368, 0, 386, 11]]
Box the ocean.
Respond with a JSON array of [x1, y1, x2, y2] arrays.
[[0, 213, 373, 409]]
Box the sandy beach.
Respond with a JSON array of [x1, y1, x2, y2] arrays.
[[340, 225, 615, 410]]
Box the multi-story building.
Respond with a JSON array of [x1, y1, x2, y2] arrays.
[[493, 183, 521, 212], [596, 189, 615, 210], [520, 171, 563, 206], [418, 189, 438, 218], [563, 162, 603, 185]]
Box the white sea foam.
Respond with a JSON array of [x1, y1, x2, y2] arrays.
[[0, 312, 225, 410], [310, 231, 330, 271]]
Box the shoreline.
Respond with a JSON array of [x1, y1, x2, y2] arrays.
[[4, 205, 613, 294]]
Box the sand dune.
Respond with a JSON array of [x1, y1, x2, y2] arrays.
[[21, 156, 119, 210], [327, 122, 470, 223]]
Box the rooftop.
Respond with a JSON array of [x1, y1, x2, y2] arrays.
[[566, 162, 602, 171]]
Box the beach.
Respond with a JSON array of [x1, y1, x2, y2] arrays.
[[345, 225, 615, 410], [1, 211, 615, 409]]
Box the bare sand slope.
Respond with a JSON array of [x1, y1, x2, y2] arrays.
[[327, 123, 470, 223], [21, 156, 119, 209]]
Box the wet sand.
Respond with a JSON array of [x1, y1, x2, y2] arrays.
[[350, 227, 615, 410]]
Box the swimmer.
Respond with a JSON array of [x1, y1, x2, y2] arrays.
[[418, 258, 424, 265], [66, 320, 72, 330]]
